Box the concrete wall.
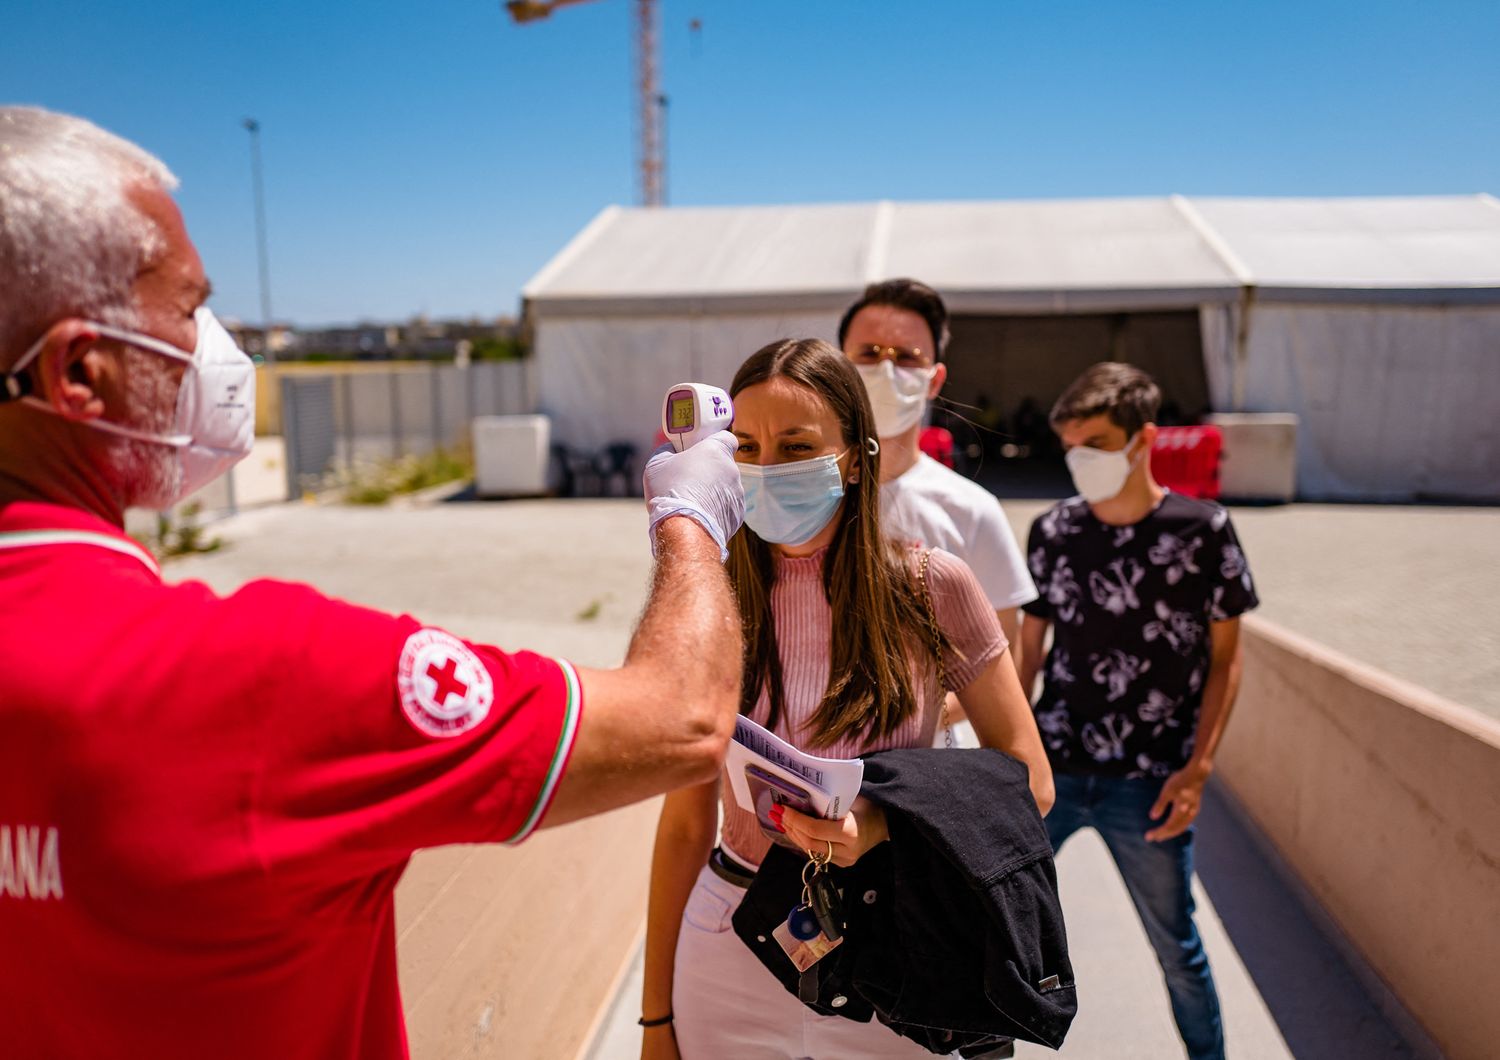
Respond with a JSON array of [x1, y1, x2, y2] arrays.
[[396, 798, 659, 1059], [1218, 617, 1500, 1060]]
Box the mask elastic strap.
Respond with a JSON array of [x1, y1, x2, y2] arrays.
[[1, 372, 31, 403], [8, 394, 191, 447], [1, 320, 196, 445], [1, 331, 48, 402], [88, 322, 195, 366], [2, 321, 194, 403]]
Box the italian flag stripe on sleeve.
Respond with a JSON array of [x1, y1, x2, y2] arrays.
[[505, 658, 582, 844]]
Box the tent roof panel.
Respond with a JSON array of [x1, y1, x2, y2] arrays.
[[522, 202, 878, 301], [523, 195, 1500, 311], [1185, 196, 1500, 288], [884, 198, 1238, 290]]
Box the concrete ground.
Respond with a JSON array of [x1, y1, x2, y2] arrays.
[[162, 495, 1468, 1059], [997, 499, 1500, 722]]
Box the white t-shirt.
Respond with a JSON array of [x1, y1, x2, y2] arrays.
[[881, 454, 1038, 612]]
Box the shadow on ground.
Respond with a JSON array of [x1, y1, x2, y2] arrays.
[[1194, 784, 1418, 1059]]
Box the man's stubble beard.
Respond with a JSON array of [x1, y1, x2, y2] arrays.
[[103, 348, 181, 511]]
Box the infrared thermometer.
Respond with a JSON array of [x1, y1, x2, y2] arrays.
[[662, 382, 734, 452]]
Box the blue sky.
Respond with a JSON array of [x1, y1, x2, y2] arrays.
[[4, 0, 1497, 325]]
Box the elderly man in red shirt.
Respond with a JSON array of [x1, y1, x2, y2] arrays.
[[0, 106, 745, 1059]]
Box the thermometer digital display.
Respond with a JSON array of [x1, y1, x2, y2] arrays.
[[662, 382, 734, 452]]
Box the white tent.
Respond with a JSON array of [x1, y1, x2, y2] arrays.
[[523, 195, 1500, 501]]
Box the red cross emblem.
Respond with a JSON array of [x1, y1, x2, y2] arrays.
[[426, 657, 469, 707], [397, 629, 495, 738]]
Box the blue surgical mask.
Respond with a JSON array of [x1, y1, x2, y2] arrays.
[[739, 452, 848, 546]]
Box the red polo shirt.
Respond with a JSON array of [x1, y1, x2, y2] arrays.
[[0, 501, 582, 1059]]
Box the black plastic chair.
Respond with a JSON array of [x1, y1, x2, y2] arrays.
[[594, 442, 639, 497], [549, 443, 602, 497]]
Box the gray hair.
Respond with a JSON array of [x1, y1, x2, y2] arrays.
[[0, 106, 179, 367]]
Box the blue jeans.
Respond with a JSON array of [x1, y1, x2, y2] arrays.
[[1046, 774, 1225, 1060]]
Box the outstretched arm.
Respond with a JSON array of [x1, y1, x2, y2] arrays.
[[542, 522, 741, 826], [540, 434, 745, 827]]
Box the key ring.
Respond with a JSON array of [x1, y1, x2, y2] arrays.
[[805, 840, 834, 869], [800, 840, 836, 912]]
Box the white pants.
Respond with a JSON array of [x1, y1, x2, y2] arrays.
[[672, 863, 942, 1060]]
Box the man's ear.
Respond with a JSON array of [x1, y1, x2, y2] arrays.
[[1136, 422, 1159, 453], [34, 321, 109, 422], [927, 362, 948, 399]]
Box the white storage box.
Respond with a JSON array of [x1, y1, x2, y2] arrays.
[[473, 414, 551, 497], [1206, 413, 1299, 503]]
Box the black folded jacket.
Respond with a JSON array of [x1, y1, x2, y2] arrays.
[[732, 747, 1077, 1056]]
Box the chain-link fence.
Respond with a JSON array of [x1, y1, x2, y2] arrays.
[[281, 361, 534, 497]]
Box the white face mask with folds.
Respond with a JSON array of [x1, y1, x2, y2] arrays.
[[856, 360, 935, 438], [1064, 434, 1145, 503], [3, 307, 256, 509]]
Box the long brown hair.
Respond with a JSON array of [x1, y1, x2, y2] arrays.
[[726, 338, 953, 748]]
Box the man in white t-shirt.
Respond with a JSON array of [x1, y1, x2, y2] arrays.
[[840, 278, 1037, 652]]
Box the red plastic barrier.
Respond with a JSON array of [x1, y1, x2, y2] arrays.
[[920, 426, 956, 469], [1150, 425, 1223, 500]]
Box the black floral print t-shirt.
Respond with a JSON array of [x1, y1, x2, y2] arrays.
[[1022, 491, 1259, 779]]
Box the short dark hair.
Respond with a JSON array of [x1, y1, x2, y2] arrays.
[[837, 278, 950, 362], [1050, 362, 1161, 436]]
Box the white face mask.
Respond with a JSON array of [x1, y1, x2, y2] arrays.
[[1065, 434, 1144, 503], [856, 360, 934, 438], [4, 307, 257, 508]]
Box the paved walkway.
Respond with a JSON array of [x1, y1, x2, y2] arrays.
[[589, 782, 1414, 1060], [998, 498, 1500, 722], [165, 496, 1456, 1058]]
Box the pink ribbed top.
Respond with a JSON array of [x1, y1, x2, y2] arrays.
[[720, 546, 1005, 868]]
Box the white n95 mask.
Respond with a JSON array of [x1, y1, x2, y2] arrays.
[[739, 453, 847, 546], [1065, 434, 1144, 503], [857, 360, 934, 438], [4, 306, 257, 508]]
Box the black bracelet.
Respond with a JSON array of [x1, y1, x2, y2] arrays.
[[638, 1012, 674, 1028]]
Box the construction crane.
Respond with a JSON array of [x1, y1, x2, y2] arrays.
[[505, 0, 666, 207]]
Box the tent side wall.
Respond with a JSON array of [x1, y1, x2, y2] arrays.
[[524, 197, 1500, 503], [534, 310, 841, 463], [1215, 303, 1500, 501]]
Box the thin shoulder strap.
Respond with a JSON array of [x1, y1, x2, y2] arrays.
[[916, 548, 947, 690], [916, 548, 955, 748]]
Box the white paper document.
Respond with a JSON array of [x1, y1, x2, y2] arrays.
[[725, 715, 864, 848]]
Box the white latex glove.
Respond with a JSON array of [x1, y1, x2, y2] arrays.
[[643, 430, 744, 561]]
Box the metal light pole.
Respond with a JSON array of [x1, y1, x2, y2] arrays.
[[242, 118, 276, 364]]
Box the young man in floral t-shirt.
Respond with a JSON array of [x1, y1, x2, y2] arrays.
[[1018, 363, 1258, 1060]]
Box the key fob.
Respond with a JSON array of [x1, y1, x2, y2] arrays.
[[810, 872, 845, 942], [787, 903, 821, 941]]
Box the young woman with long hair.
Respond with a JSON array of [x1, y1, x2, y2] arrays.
[[640, 339, 1053, 1060]]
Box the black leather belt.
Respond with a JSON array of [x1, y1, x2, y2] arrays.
[[708, 847, 756, 889]]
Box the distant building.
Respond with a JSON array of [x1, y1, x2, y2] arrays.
[[222, 320, 295, 357], [226, 316, 521, 361]]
